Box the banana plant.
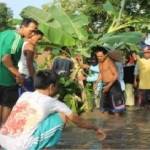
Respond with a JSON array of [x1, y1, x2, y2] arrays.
[[103, 0, 149, 33], [98, 31, 142, 50], [64, 94, 82, 114], [21, 5, 89, 46], [95, 0, 144, 50]]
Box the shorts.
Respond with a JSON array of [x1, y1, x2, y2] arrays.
[[137, 89, 150, 106], [0, 85, 19, 108], [18, 77, 34, 96], [29, 113, 64, 150]]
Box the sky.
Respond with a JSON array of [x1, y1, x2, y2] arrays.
[[0, 0, 53, 18]]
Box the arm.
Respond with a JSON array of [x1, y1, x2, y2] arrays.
[[66, 113, 106, 141], [109, 61, 118, 84], [24, 44, 35, 78], [25, 50, 35, 78], [134, 63, 139, 88], [103, 61, 118, 93], [54, 100, 106, 141], [95, 64, 101, 83], [2, 55, 23, 84]]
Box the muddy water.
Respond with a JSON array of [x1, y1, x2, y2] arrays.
[[52, 107, 150, 150]]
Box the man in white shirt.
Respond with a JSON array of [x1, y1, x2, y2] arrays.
[[0, 70, 106, 150]]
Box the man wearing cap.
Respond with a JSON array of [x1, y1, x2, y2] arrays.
[[134, 40, 150, 107]]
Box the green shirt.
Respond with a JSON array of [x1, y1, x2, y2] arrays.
[[0, 30, 24, 86]]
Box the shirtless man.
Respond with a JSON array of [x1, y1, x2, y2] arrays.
[[94, 46, 125, 115]]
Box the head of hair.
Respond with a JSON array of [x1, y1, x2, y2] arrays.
[[34, 70, 57, 89], [44, 47, 52, 52], [60, 46, 70, 55], [20, 18, 38, 27], [32, 30, 44, 36], [92, 45, 108, 55]]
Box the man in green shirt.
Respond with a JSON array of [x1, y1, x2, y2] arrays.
[[0, 18, 38, 125]]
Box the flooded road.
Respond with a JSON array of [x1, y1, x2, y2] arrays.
[[52, 107, 150, 149]]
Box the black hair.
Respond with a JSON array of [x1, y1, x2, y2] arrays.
[[34, 70, 57, 89], [20, 18, 38, 27], [61, 46, 68, 51], [92, 45, 108, 55], [86, 57, 98, 66], [86, 50, 98, 66], [60, 46, 70, 55], [32, 30, 44, 36], [44, 47, 52, 52]]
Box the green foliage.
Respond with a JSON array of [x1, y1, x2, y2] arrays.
[[0, 3, 13, 30], [103, 1, 118, 17], [99, 32, 142, 49], [21, 5, 89, 46], [64, 94, 81, 114], [58, 76, 83, 113], [81, 84, 94, 112], [9, 18, 22, 29], [58, 76, 81, 98]]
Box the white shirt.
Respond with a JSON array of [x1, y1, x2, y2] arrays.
[[0, 91, 72, 150], [18, 42, 31, 77]]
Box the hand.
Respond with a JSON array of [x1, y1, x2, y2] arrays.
[[134, 79, 139, 88], [134, 80, 137, 88], [77, 74, 86, 81], [103, 85, 110, 93], [132, 53, 137, 61], [81, 64, 89, 69], [15, 74, 24, 85], [96, 128, 106, 141], [93, 82, 98, 90]]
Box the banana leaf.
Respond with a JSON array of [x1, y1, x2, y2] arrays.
[[99, 32, 142, 49], [64, 94, 81, 114], [103, 1, 118, 17], [21, 5, 89, 46], [47, 6, 89, 40]]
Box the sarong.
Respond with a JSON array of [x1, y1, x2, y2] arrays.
[[18, 77, 34, 96], [29, 113, 64, 150], [100, 81, 125, 112]]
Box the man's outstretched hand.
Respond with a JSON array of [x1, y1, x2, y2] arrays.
[[96, 128, 106, 141]]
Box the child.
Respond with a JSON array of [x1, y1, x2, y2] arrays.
[[0, 70, 106, 150]]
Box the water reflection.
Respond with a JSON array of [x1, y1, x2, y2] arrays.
[[52, 108, 150, 149]]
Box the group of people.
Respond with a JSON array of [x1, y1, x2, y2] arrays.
[[80, 41, 150, 116], [40, 40, 150, 118], [0, 16, 150, 149], [84, 39, 150, 116], [0, 18, 106, 150]]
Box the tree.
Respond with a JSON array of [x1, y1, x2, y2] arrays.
[[59, 0, 150, 33], [0, 3, 13, 30], [59, 0, 150, 52]]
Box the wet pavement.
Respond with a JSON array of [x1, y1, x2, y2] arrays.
[[52, 107, 150, 150]]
